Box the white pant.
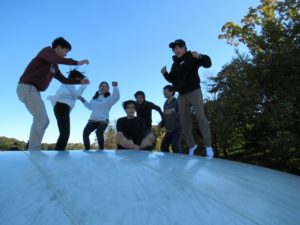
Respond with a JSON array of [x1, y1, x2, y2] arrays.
[[17, 83, 49, 150]]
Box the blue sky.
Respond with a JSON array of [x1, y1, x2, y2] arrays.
[[0, 0, 259, 144]]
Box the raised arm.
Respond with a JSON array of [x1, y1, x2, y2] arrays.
[[161, 66, 175, 83], [192, 51, 212, 68], [110, 82, 120, 105]]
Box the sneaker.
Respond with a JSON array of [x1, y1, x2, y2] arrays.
[[189, 144, 197, 156], [206, 146, 214, 158]]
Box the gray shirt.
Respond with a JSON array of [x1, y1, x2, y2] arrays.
[[163, 97, 181, 132]]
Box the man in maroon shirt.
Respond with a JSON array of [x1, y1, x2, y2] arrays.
[[17, 37, 89, 150]]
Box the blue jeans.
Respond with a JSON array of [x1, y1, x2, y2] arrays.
[[161, 128, 181, 153], [83, 121, 108, 150]]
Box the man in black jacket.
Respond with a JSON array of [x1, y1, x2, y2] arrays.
[[161, 39, 214, 158], [134, 91, 164, 129]]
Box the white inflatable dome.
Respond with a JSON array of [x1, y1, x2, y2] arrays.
[[0, 150, 299, 225]]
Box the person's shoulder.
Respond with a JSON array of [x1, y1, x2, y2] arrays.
[[117, 116, 127, 122], [185, 51, 193, 59], [39, 46, 52, 54], [146, 101, 155, 106]]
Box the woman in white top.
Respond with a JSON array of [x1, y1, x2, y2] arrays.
[[47, 70, 89, 150], [79, 81, 120, 150]]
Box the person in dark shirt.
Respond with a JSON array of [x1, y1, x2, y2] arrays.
[[134, 91, 164, 129], [159, 85, 181, 153], [17, 37, 89, 150], [161, 39, 214, 158], [116, 100, 155, 150]]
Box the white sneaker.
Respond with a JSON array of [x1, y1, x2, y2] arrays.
[[206, 146, 214, 158], [189, 144, 197, 156]]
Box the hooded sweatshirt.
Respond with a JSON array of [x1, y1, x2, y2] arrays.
[[84, 86, 120, 123], [163, 51, 212, 95]]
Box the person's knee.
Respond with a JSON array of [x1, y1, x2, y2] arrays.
[[96, 130, 105, 139], [116, 132, 122, 144], [36, 115, 49, 130], [83, 126, 90, 137], [61, 131, 70, 140], [44, 117, 50, 128], [147, 133, 155, 143]]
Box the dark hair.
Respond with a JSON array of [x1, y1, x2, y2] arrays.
[[173, 44, 187, 51], [134, 91, 145, 99], [169, 39, 187, 51], [163, 85, 175, 96], [52, 37, 72, 51], [68, 69, 86, 80], [122, 100, 136, 110], [93, 81, 111, 99]]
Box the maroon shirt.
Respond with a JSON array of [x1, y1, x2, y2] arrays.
[[19, 47, 80, 91]]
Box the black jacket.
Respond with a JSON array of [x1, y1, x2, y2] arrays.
[[161, 97, 181, 132], [135, 101, 164, 128], [163, 51, 212, 95]]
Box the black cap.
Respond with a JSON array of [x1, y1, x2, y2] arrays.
[[169, 39, 186, 48]]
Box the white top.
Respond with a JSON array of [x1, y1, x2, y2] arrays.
[[47, 84, 88, 110], [84, 86, 120, 122]]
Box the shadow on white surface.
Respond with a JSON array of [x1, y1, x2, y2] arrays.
[[0, 150, 299, 225]]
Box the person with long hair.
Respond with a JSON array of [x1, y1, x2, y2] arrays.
[[47, 69, 89, 150], [79, 81, 120, 150]]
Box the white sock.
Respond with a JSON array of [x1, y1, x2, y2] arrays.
[[206, 146, 214, 158], [189, 144, 197, 156]]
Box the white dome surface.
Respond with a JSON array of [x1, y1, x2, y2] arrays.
[[0, 150, 299, 225]]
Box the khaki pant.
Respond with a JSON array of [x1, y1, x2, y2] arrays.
[[178, 88, 211, 147], [17, 83, 49, 150]]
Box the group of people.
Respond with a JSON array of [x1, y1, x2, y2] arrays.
[[17, 37, 214, 158]]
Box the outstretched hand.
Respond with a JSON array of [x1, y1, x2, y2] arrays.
[[132, 144, 140, 150], [78, 59, 89, 65], [80, 79, 90, 84], [128, 140, 139, 150], [161, 66, 167, 75], [192, 51, 201, 58]]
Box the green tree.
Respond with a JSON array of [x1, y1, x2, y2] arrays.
[[152, 125, 165, 151], [104, 125, 117, 149], [0, 136, 26, 150], [208, 0, 300, 174]]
